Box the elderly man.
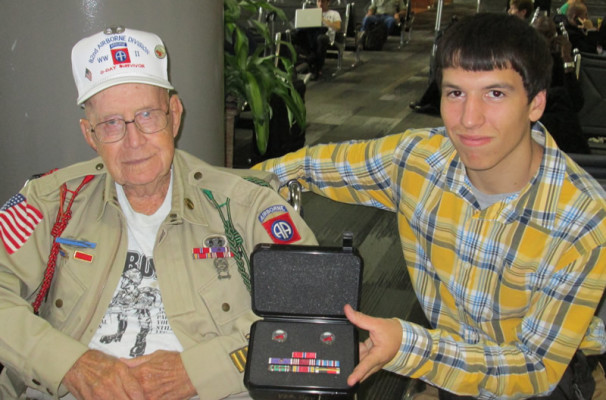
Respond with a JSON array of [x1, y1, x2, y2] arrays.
[[0, 27, 316, 400], [256, 13, 606, 399]]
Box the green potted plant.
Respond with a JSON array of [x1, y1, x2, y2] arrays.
[[224, 0, 306, 167]]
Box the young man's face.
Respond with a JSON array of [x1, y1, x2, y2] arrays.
[[440, 67, 545, 186]]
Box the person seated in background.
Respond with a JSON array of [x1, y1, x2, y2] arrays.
[[361, 0, 406, 36], [508, 2, 590, 153], [408, 16, 460, 115], [564, 1, 600, 53], [255, 13, 606, 399], [507, 0, 534, 20], [408, 79, 441, 115], [293, 0, 341, 80], [0, 27, 317, 400], [558, 0, 579, 16], [533, 14, 591, 154]]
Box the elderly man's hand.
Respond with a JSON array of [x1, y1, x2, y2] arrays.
[[344, 304, 403, 386], [121, 350, 197, 400], [62, 350, 145, 400]]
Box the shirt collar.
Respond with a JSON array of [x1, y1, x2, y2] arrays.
[[98, 150, 211, 226]]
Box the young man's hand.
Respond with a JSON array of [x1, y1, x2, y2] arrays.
[[344, 304, 403, 386]]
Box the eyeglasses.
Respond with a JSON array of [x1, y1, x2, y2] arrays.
[[90, 108, 170, 143]]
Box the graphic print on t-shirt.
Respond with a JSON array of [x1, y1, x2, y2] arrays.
[[94, 251, 175, 358]]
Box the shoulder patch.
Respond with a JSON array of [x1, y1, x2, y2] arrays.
[[261, 211, 301, 244], [258, 205, 289, 223], [0, 194, 43, 254]]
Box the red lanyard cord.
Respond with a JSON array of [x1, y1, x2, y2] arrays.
[[32, 175, 94, 314]]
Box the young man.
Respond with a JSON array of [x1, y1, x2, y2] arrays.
[[255, 13, 606, 398], [0, 27, 316, 400]]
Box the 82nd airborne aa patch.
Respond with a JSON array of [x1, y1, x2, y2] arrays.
[[258, 205, 301, 244]]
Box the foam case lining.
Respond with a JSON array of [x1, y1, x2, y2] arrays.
[[244, 234, 363, 400]]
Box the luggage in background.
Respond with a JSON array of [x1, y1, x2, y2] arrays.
[[362, 20, 388, 50]]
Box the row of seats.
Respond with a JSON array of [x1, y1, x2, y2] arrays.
[[575, 51, 606, 154], [571, 50, 606, 189], [271, 0, 416, 79]]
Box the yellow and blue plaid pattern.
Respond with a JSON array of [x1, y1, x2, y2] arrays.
[[255, 124, 606, 398]]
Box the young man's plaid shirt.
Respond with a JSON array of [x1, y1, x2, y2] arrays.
[[256, 123, 606, 398]]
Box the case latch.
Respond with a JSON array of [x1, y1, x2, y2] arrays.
[[342, 231, 354, 252]]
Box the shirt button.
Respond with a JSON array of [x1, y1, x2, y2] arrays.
[[95, 163, 104, 170], [55, 299, 63, 308], [32, 379, 41, 385], [222, 303, 231, 312], [185, 198, 194, 210], [194, 172, 203, 180]]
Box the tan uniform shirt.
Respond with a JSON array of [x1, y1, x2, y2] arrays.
[[0, 149, 317, 399]]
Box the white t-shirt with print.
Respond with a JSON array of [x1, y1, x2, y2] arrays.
[[88, 177, 183, 358], [323, 9, 342, 43]]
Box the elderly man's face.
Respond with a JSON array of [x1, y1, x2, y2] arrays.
[[80, 83, 182, 193]]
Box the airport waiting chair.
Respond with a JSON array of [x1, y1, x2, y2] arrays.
[[291, 1, 361, 79], [568, 152, 606, 189], [576, 51, 606, 153], [325, 2, 361, 76], [398, 0, 415, 48], [568, 151, 606, 323]]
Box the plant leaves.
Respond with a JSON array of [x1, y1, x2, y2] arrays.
[[244, 71, 270, 154], [224, 0, 307, 154]]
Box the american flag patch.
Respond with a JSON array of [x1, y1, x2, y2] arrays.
[[0, 194, 43, 254]]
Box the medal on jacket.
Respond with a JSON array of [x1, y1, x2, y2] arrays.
[[214, 258, 231, 279], [191, 235, 232, 279]]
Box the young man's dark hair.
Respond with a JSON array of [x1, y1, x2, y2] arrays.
[[436, 13, 552, 101]]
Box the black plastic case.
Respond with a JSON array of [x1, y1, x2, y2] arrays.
[[244, 234, 363, 400]]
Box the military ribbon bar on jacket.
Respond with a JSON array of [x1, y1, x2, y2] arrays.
[[0, 194, 43, 254], [192, 246, 235, 259]]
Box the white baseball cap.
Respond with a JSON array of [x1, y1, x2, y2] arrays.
[[71, 26, 174, 106]]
